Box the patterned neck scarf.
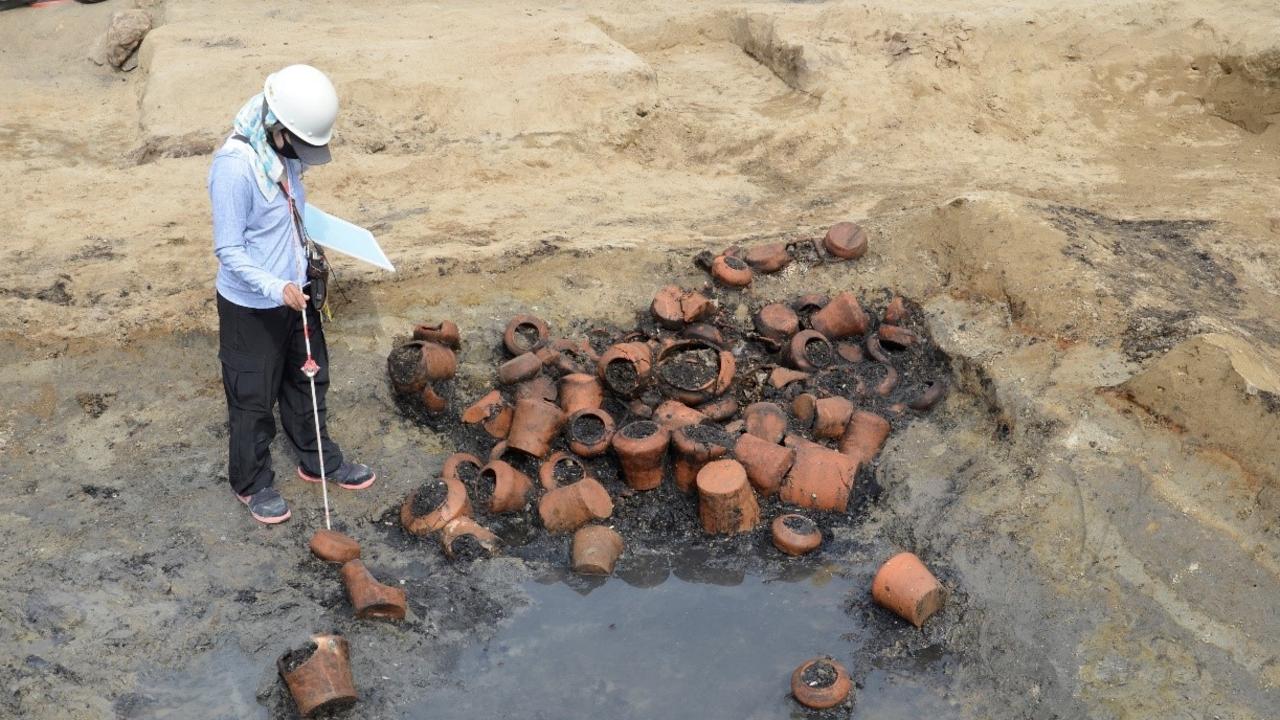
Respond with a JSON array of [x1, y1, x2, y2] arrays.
[[230, 92, 285, 202]]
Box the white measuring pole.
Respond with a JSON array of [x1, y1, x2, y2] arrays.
[[299, 307, 332, 531]]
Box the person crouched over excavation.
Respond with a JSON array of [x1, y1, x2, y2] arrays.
[[209, 64, 375, 524]]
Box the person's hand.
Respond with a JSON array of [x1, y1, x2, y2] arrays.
[[282, 283, 309, 311]]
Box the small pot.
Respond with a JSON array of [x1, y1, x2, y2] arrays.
[[461, 390, 513, 439], [597, 342, 653, 398], [443, 452, 485, 484], [865, 335, 890, 364], [515, 374, 558, 403], [809, 292, 868, 340], [400, 476, 472, 536], [742, 243, 792, 273], [420, 384, 449, 414], [278, 634, 357, 717], [412, 320, 461, 349], [572, 525, 624, 575], [696, 394, 739, 422], [537, 453, 614, 533], [835, 342, 863, 364], [733, 432, 795, 497], [823, 220, 868, 260], [506, 397, 566, 458], [654, 340, 735, 405], [612, 420, 670, 491], [883, 296, 907, 325], [696, 459, 760, 534], [440, 517, 501, 560], [559, 373, 604, 415], [791, 293, 829, 317], [743, 402, 788, 444], [387, 341, 431, 394], [771, 514, 821, 556], [682, 323, 725, 348], [786, 330, 835, 371], [769, 366, 811, 390], [780, 443, 857, 512], [878, 324, 919, 349], [754, 303, 800, 342], [480, 460, 534, 513], [567, 407, 616, 458], [550, 338, 599, 375], [908, 380, 948, 411], [309, 529, 361, 564], [503, 314, 549, 356], [498, 352, 544, 385], [710, 254, 753, 287], [875, 365, 899, 397], [839, 411, 891, 466], [654, 399, 706, 430], [790, 656, 853, 709], [872, 551, 945, 627], [672, 424, 731, 493], [340, 559, 407, 621], [651, 285, 715, 328], [793, 394, 855, 440]]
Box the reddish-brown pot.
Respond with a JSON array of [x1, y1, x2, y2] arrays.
[[654, 399, 706, 430], [612, 420, 670, 491], [537, 456, 615, 534], [836, 342, 863, 364], [400, 476, 472, 536], [503, 314, 549, 356], [440, 517, 501, 560], [791, 293, 829, 316], [309, 529, 361, 564], [461, 391, 512, 439], [550, 338, 598, 375], [597, 342, 653, 398], [412, 320, 461, 349], [823, 220, 868, 260], [780, 443, 857, 512], [790, 656, 853, 709], [742, 243, 792, 273], [875, 365, 899, 397], [696, 394, 739, 422], [651, 285, 687, 329], [340, 560, 407, 621], [872, 551, 945, 627], [682, 323, 725, 348], [572, 525, 625, 575], [883, 296, 907, 325], [734, 432, 795, 497], [743, 402, 788, 444], [809, 292, 869, 340], [516, 374, 558, 403], [506, 397, 566, 458], [420, 384, 448, 414], [839, 411, 891, 466], [559, 373, 604, 415], [388, 341, 431, 394], [567, 407, 616, 458], [769, 366, 811, 389], [654, 340, 735, 405], [878, 324, 919, 349], [755, 303, 800, 342], [771, 514, 822, 556], [793, 394, 855, 440], [278, 634, 357, 717], [480, 460, 534, 513], [787, 330, 836, 371], [671, 425, 731, 493], [710, 254, 753, 287], [498, 352, 544, 385], [696, 459, 760, 534]]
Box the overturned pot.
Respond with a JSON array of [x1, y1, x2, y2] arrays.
[[612, 420, 670, 491], [822, 220, 868, 260], [572, 525, 624, 575], [809, 291, 869, 340], [872, 551, 945, 627], [754, 302, 800, 342], [566, 407, 616, 458], [278, 634, 357, 718], [537, 452, 615, 533], [733, 432, 795, 497], [793, 393, 855, 440], [400, 476, 472, 536], [559, 373, 604, 415], [671, 423, 733, 493], [506, 397, 566, 458], [340, 559, 407, 621], [696, 459, 760, 535], [743, 401, 788, 444], [839, 411, 891, 466], [651, 285, 715, 329], [479, 460, 534, 513], [309, 529, 361, 564], [779, 442, 857, 512]]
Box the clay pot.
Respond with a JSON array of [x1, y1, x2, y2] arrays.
[[597, 342, 653, 398], [506, 397, 566, 458], [875, 365, 899, 397], [567, 408, 616, 458], [780, 443, 857, 512], [572, 525, 624, 575], [516, 374, 558, 403], [550, 338, 599, 375], [461, 390, 513, 439], [772, 514, 821, 556], [388, 341, 431, 394], [734, 432, 795, 497], [823, 220, 868, 260], [743, 402, 788, 444], [865, 335, 890, 364], [498, 352, 543, 385], [340, 560, 407, 621], [503, 314, 549, 356], [440, 517, 501, 560], [754, 303, 800, 342], [278, 634, 357, 717], [790, 656, 853, 709], [309, 529, 361, 564], [878, 324, 919, 349], [769, 366, 811, 390], [612, 420, 670, 491], [400, 476, 472, 536], [742, 242, 792, 273], [908, 380, 947, 411], [793, 394, 855, 440], [696, 394, 739, 422], [696, 459, 760, 534], [883, 296, 907, 325], [791, 293, 829, 316], [654, 399, 706, 430], [480, 460, 534, 513], [671, 424, 732, 493], [809, 292, 869, 340], [654, 340, 735, 405], [872, 551, 945, 627], [835, 342, 863, 364], [559, 373, 604, 415], [420, 384, 449, 414], [787, 330, 836, 371], [710, 254, 753, 287], [537, 453, 614, 533], [412, 320, 461, 349], [839, 411, 891, 466], [651, 285, 715, 328], [682, 323, 725, 348], [628, 399, 654, 419], [443, 452, 484, 484]]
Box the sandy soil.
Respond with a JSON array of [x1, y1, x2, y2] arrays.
[[1, 0, 1279, 718]]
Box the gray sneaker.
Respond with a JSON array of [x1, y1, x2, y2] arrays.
[[237, 486, 291, 524]]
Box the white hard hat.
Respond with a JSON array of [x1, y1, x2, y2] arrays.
[[263, 64, 339, 157]]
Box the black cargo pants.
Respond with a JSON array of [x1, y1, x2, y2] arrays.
[[217, 292, 344, 497]]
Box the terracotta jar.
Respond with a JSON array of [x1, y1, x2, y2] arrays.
[[742, 242, 792, 273], [875, 365, 899, 397], [387, 340, 431, 394], [537, 452, 614, 533], [479, 460, 534, 513], [506, 397, 566, 458], [791, 293, 829, 317], [696, 459, 760, 534], [823, 220, 868, 260], [696, 394, 739, 422], [278, 634, 357, 717], [654, 399, 706, 430], [769, 366, 811, 390], [498, 352, 543, 385], [908, 380, 947, 411], [872, 551, 945, 627], [309, 529, 361, 564], [654, 340, 736, 405], [883, 295, 907, 325], [681, 323, 725, 348], [839, 411, 891, 466], [597, 341, 653, 398], [793, 394, 855, 440], [503, 314, 549, 356], [567, 407, 616, 458], [461, 390, 513, 439], [515, 374, 558, 403], [790, 656, 853, 709], [400, 476, 472, 536], [559, 373, 604, 415], [733, 432, 795, 497], [550, 338, 599, 375], [671, 424, 733, 493], [651, 285, 715, 329], [412, 320, 461, 349], [754, 303, 800, 342], [443, 452, 484, 483], [572, 525, 624, 575], [772, 514, 821, 556], [835, 342, 863, 364], [612, 420, 670, 491], [786, 330, 836, 371], [440, 517, 501, 560], [420, 384, 448, 414], [743, 402, 788, 444], [878, 324, 919, 349], [780, 443, 857, 512], [711, 254, 753, 287], [340, 560, 407, 621], [809, 292, 869, 340]]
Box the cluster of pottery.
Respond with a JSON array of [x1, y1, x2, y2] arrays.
[[696, 220, 869, 288]]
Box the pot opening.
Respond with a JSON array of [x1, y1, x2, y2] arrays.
[[724, 256, 748, 271], [411, 479, 450, 517], [605, 358, 640, 395], [514, 322, 542, 350], [621, 420, 659, 440], [658, 347, 719, 392], [804, 338, 834, 368], [571, 413, 607, 443], [553, 458, 585, 485], [388, 344, 423, 386], [801, 660, 838, 689], [782, 515, 817, 534], [279, 641, 318, 674]]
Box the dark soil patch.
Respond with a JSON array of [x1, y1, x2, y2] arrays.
[[571, 414, 607, 443], [75, 392, 114, 418], [278, 641, 317, 674], [783, 515, 816, 534], [621, 420, 659, 439], [553, 458, 585, 485], [658, 347, 719, 392], [804, 337, 834, 368], [1121, 307, 1198, 362], [605, 359, 640, 395], [387, 344, 422, 386], [802, 660, 838, 688], [411, 480, 450, 517], [450, 535, 489, 563]]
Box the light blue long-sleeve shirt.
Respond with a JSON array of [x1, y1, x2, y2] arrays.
[[209, 139, 308, 309]]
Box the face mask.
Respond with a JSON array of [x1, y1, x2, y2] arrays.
[[271, 130, 300, 160]]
